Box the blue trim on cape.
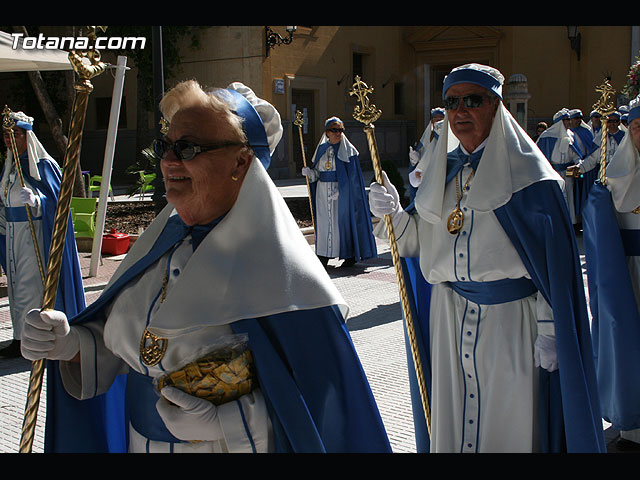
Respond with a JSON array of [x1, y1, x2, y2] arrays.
[[582, 182, 640, 430], [310, 143, 377, 261], [399, 180, 605, 452]]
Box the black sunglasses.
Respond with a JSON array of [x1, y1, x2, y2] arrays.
[[327, 127, 345, 133], [152, 138, 244, 161], [443, 94, 488, 110]]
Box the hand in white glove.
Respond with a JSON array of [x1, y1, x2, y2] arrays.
[[329, 190, 339, 200], [408, 146, 421, 166], [301, 166, 313, 177], [21, 309, 79, 361], [409, 168, 422, 188], [19, 187, 39, 208], [534, 334, 558, 372], [156, 386, 223, 442], [369, 170, 402, 220]]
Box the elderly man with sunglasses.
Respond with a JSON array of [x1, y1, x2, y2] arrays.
[[20, 81, 391, 453], [302, 117, 377, 268], [369, 63, 604, 453]]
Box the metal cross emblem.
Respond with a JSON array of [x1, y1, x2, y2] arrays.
[[349, 76, 381, 125]]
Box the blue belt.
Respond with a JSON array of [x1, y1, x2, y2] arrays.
[[449, 277, 538, 305], [551, 162, 574, 172], [126, 370, 183, 444], [5, 206, 42, 222], [318, 171, 338, 182], [620, 229, 640, 257]]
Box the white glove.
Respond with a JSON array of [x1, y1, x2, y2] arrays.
[[329, 190, 339, 200], [21, 309, 79, 361], [369, 170, 402, 220], [409, 146, 420, 166], [19, 187, 39, 208], [156, 386, 223, 442], [301, 166, 313, 177], [409, 168, 423, 188], [534, 334, 558, 372]]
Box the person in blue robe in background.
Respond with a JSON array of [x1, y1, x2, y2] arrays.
[[0, 111, 96, 452], [582, 94, 640, 451], [20, 81, 391, 453], [408, 107, 445, 202], [302, 117, 377, 268]]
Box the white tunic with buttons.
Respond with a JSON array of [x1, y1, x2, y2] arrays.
[[379, 163, 554, 453]]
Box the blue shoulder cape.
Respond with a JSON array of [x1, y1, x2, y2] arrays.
[[310, 143, 377, 262], [581, 182, 640, 430], [46, 217, 391, 453], [0, 156, 108, 453], [400, 180, 605, 453]]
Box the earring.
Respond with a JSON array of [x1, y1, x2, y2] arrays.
[[231, 174, 238, 181]]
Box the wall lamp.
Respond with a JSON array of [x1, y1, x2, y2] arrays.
[[265, 26, 297, 57], [567, 26, 581, 61]]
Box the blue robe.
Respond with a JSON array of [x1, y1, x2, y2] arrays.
[[46, 216, 391, 453], [571, 125, 600, 215], [310, 143, 377, 262], [401, 180, 605, 453], [0, 154, 100, 453], [582, 182, 640, 430]]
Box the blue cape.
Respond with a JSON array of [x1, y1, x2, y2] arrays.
[[45, 217, 391, 453], [310, 143, 377, 262], [536, 135, 582, 166], [582, 182, 640, 430], [400, 180, 605, 452], [0, 155, 111, 453]]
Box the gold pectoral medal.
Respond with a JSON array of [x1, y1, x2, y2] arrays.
[[447, 207, 464, 235], [140, 328, 168, 366], [447, 170, 474, 235]]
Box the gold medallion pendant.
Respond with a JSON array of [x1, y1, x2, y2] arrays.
[[447, 170, 474, 235], [447, 207, 464, 234], [140, 328, 168, 366]]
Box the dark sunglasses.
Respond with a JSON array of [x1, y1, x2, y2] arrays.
[[443, 94, 488, 110], [327, 127, 345, 133], [152, 138, 244, 161]]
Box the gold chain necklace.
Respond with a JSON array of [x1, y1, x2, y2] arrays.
[[139, 270, 169, 366], [446, 169, 474, 235]]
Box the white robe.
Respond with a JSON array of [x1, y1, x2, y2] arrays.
[[376, 105, 559, 452], [0, 166, 45, 340]]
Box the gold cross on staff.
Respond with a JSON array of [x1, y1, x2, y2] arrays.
[[593, 79, 617, 116], [293, 109, 304, 127], [2, 105, 16, 130], [349, 76, 381, 125]]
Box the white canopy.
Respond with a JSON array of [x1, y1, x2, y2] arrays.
[[0, 30, 73, 72]]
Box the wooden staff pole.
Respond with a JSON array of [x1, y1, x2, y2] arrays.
[[349, 76, 431, 436], [19, 26, 107, 453], [293, 110, 315, 232]]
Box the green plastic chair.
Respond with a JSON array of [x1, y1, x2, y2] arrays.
[[139, 172, 156, 199], [88, 175, 114, 200], [70, 197, 98, 238]]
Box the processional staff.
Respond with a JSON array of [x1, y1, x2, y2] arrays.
[[593, 78, 617, 186], [1, 107, 47, 286], [349, 76, 431, 436], [293, 110, 315, 231], [19, 26, 108, 454]]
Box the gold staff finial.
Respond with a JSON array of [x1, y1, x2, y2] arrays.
[[592, 78, 617, 185], [349, 77, 432, 437], [349, 76, 381, 126]]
